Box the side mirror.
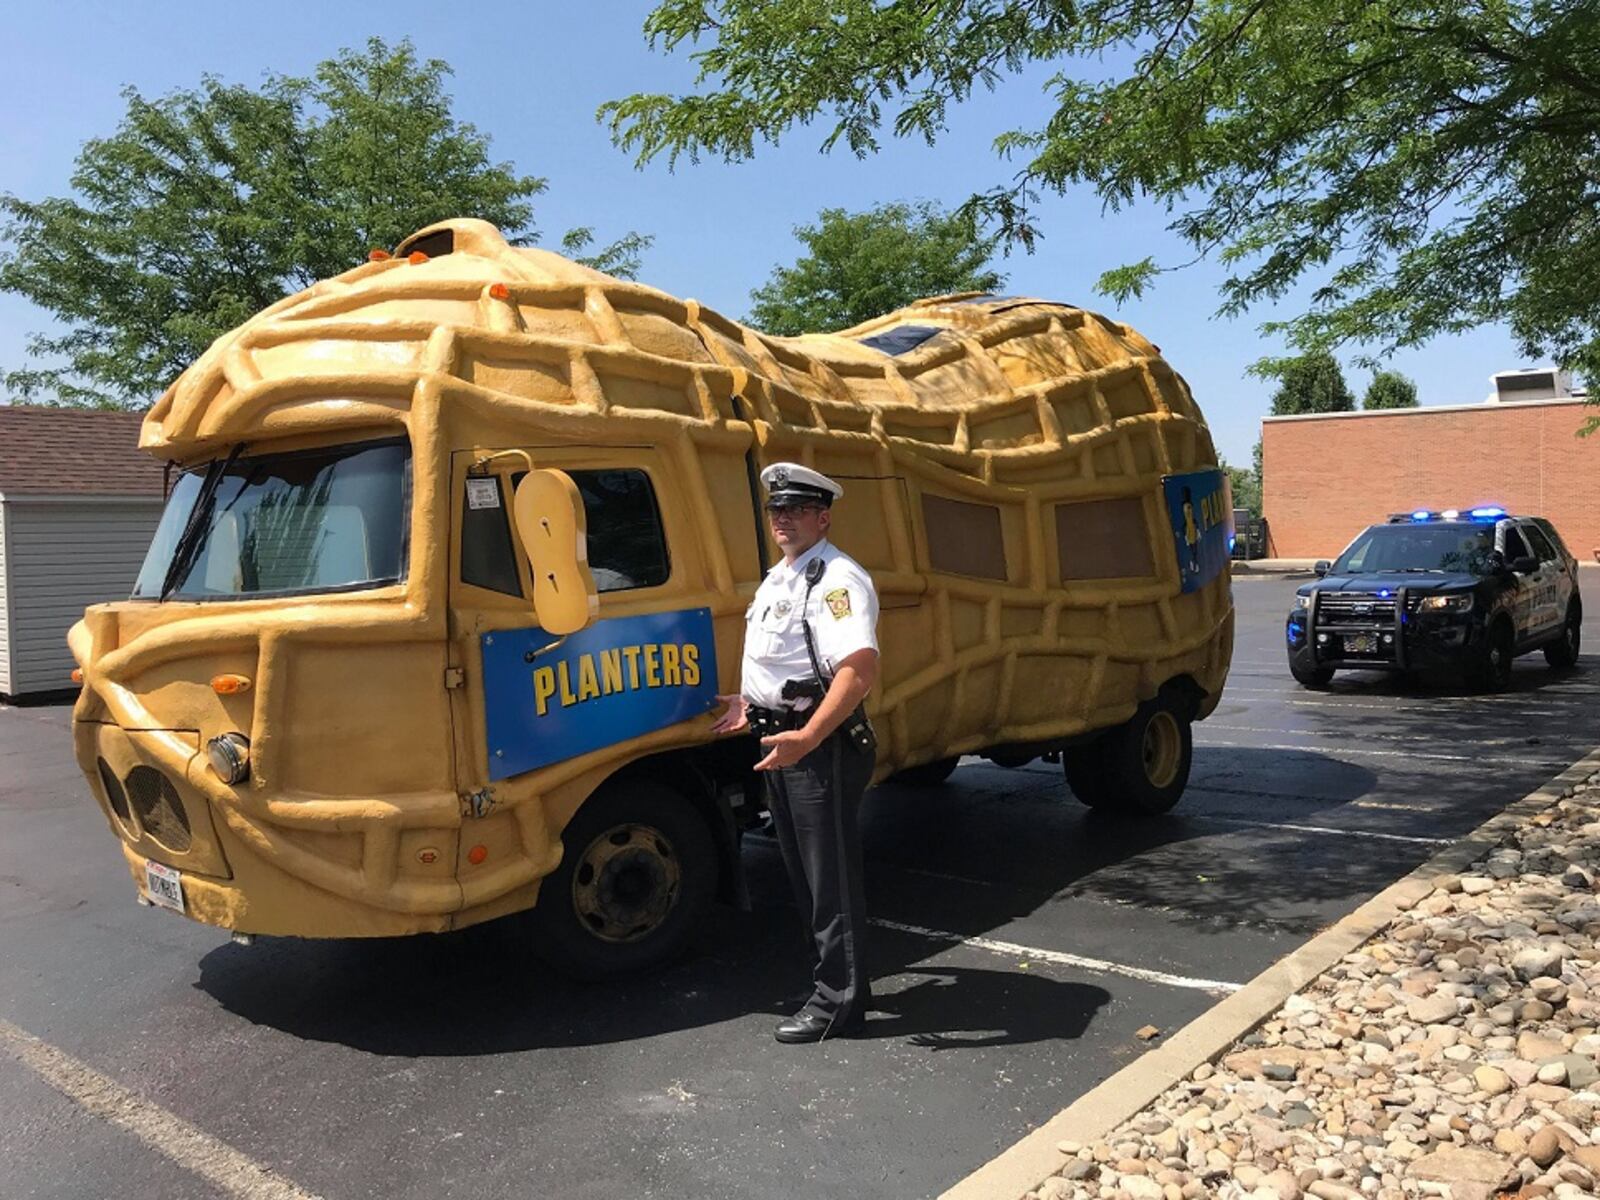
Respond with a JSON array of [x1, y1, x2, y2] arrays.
[[1313, 560, 1331, 577], [512, 469, 598, 636], [1510, 555, 1538, 575]]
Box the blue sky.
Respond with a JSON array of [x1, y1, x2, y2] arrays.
[[0, 2, 1537, 464]]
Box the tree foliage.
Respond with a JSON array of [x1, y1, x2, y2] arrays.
[[1, 38, 649, 406], [1269, 352, 1355, 416], [746, 201, 1005, 335], [604, 1, 1600, 386], [1363, 369, 1420, 410], [1223, 460, 1261, 519]]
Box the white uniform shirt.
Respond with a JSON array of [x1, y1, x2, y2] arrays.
[[740, 540, 880, 710]]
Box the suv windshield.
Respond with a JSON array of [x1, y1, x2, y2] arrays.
[[1332, 524, 1496, 576], [132, 439, 411, 600]]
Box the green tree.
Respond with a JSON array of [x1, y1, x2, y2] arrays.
[[603, 1, 1600, 387], [746, 201, 1005, 335], [1363, 370, 1420, 410], [1223, 459, 1261, 520], [1, 38, 649, 406], [1269, 353, 1355, 416]]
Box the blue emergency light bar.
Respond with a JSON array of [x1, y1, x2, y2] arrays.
[[1388, 506, 1508, 524]]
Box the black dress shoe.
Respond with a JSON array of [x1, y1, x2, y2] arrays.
[[773, 1010, 863, 1044]]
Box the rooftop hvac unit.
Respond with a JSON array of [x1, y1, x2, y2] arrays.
[[1487, 368, 1575, 403]]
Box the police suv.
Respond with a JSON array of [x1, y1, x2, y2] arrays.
[[1286, 507, 1583, 691]]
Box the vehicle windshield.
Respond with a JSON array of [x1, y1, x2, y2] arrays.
[[132, 439, 411, 600], [1332, 524, 1496, 576]]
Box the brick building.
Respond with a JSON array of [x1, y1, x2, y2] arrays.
[[1261, 397, 1599, 561]]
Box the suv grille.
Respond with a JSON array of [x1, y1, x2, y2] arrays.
[[1316, 593, 1396, 623]]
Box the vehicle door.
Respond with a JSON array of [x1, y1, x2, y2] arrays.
[[1520, 521, 1567, 637], [448, 445, 737, 804], [1497, 522, 1540, 644]]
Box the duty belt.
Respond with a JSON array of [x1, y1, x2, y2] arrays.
[[747, 704, 810, 736]]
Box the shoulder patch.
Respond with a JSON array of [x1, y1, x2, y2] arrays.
[[824, 588, 852, 620]]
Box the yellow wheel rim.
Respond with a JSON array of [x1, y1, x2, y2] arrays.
[[1141, 711, 1182, 789], [570, 823, 682, 944]]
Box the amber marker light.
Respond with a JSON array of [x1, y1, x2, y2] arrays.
[[467, 845, 488, 865], [368, 248, 392, 262], [408, 250, 430, 265], [70, 668, 84, 683], [211, 673, 252, 695], [489, 283, 511, 301]]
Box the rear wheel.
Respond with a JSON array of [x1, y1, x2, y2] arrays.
[[887, 756, 960, 787], [1290, 661, 1335, 689], [528, 779, 717, 980], [1063, 691, 1193, 816], [1545, 602, 1582, 669], [1471, 618, 1515, 692]]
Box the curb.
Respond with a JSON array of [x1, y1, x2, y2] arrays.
[[941, 744, 1600, 1200]]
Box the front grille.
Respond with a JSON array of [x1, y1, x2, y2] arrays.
[[96, 757, 131, 825], [125, 766, 192, 852], [1316, 593, 1396, 624]]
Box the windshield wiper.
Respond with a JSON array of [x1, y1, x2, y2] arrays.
[[159, 443, 244, 599]]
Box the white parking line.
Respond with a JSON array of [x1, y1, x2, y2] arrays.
[[0, 1018, 322, 1200], [870, 919, 1242, 995], [1196, 737, 1567, 768], [1195, 815, 1451, 846]]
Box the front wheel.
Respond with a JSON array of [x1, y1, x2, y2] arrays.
[[528, 779, 717, 980], [1290, 661, 1335, 688], [1545, 602, 1582, 669], [1471, 619, 1515, 693], [1063, 691, 1193, 815]]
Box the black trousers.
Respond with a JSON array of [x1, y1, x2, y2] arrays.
[[764, 731, 875, 1023]]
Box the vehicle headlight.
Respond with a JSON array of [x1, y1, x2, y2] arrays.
[[1294, 594, 1312, 609], [1419, 593, 1474, 613], [206, 732, 251, 784]]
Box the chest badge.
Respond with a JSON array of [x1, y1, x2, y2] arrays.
[[825, 588, 852, 619], [774, 600, 792, 618]]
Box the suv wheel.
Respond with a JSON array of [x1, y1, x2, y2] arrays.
[[1064, 690, 1193, 815], [1472, 619, 1515, 692], [1544, 601, 1582, 669], [1290, 661, 1335, 688]]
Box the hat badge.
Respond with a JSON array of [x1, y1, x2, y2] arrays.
[[771, 467, 789, 487]]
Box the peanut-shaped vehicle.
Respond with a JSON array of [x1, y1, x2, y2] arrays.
[[70, 219, 1233, 975]]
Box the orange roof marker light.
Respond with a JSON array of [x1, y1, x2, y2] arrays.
[[367, 249, 392, 262], [210, 673, 252, 695], [408, 251, 430, 265], [70, 668, 84, 684], [489, 283, 511, 301]]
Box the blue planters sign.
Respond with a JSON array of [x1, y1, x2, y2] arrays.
[[1163, 469, 1233, 593], [481, 608, 719, 780]]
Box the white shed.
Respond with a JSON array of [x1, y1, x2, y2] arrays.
[[0, 406, 165, 700]]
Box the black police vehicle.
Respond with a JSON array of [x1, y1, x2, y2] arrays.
[[1286, 507, 1582, 691]]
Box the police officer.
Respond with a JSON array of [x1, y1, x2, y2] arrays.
[[711, 463, 879, 1043]]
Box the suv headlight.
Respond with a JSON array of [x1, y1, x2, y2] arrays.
[[1419, 593, 1474, 613], [1294, 594, 1311, 609]]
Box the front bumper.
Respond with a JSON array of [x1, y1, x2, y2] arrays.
[[1285, 603, 1484, 673]]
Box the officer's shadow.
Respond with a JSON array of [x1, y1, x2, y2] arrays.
[[858, 964, 1108, 1050]]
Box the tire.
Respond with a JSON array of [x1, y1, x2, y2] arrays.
[[887, 756, 960, 786], [1471, 618, 1515, 693], [528, 779, 717, 981], [1290, 661, 1335, 689], [1063, 690, 1193, 815], [1544, 602, 1582, 669]]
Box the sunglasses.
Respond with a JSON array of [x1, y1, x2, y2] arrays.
[[767, 504, 824, 518]]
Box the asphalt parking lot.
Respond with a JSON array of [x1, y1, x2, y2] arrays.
[[4, 577, 1598, 1200]]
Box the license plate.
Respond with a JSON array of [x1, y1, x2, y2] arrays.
[[144, 859, 185, 914], [1344, 634, 1378, 655]]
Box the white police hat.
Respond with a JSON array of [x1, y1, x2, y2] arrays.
[[760, 462, 843, 508]]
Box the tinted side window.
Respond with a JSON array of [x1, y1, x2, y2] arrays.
[[1523, 524, 1557, 563], [1534, 519, 1571, 560], [1501, 526, 1531, 561], [461, 477, 523, 596]]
